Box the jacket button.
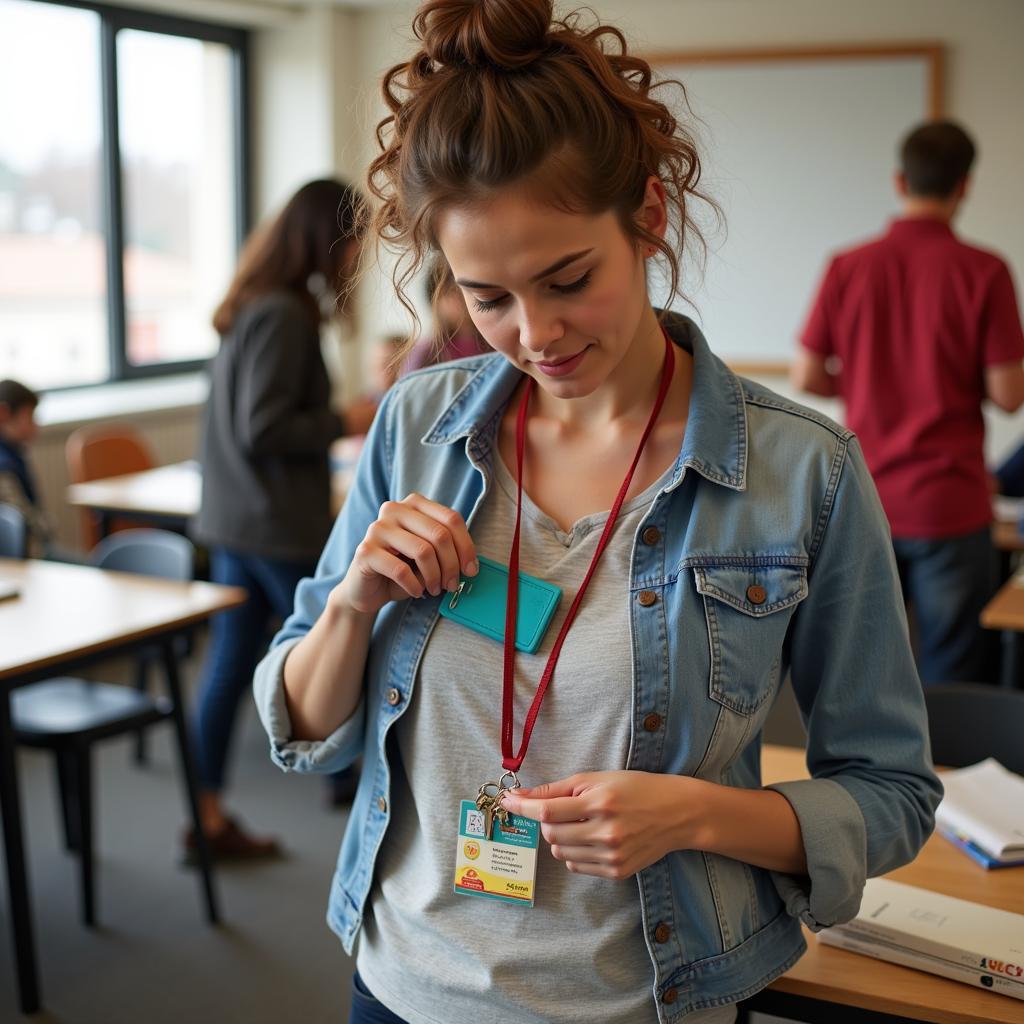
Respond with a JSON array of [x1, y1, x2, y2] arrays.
[[654, 922, 671, 944], [642, 526, 661, 545], [642, 712, 663, 732], [746, 584, 767, 605], [637, 590, 658, 607], [662, 987, 678, 1005], [376, 796, 387, 813], [386, 687, 402, 706]]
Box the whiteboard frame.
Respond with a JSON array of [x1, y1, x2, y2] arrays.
[[645, 43, 946, 374]]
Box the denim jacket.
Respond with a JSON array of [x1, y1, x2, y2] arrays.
[[254, 314, 941, 1019]]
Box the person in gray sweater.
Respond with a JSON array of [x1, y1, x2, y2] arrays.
[[187, 179, 369, 861]]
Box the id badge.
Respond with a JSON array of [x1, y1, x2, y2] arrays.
[[453, 800, 539, 905]]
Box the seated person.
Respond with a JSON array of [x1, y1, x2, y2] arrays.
[[0, 379, 53, 558]]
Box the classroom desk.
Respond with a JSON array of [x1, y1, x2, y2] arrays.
[[993, 516, 1024, 555], [0, 558, 246, 1015], [66, 451, 356, 540], [981, 572, 1024, 633], [993, 498, 1024, 557], [66, 461, 202, 536], [737, 744, 1024, 1024], [981, 572, 1024, 689]]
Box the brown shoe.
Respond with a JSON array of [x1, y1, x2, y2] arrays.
[[182, 817, 282, 866]]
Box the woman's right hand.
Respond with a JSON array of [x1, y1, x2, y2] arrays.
[[334, 494, 478, 616]]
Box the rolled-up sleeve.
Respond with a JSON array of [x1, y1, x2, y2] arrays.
[[770, 436, 943, 930], [253, 636, 366, 774]]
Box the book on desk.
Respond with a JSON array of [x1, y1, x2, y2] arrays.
[[819, 877, 1024, 1002], [935, 759, 1024, 868]]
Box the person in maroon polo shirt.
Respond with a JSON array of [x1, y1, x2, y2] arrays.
[[793, 121, 1024, 685]]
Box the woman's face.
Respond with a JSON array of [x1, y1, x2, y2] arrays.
[[435, 186, 654, 401]]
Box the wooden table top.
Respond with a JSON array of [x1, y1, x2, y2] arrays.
[[762, 744, 1024, 1024], [0, 558, 245, 681], [981, 572, 1024, 632], [66, 462, 202, 518], [66, 457, 351, 519]]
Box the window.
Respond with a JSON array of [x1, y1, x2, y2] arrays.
[[0, 0, 248, 390]]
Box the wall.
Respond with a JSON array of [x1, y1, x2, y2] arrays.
[[342, 0, 1024, 458]]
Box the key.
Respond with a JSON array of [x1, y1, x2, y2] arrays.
[[476, 782, 501, 841], [491, 802, 510, 835]]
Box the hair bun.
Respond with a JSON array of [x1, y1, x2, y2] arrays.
[[414, 0, 553, 70]]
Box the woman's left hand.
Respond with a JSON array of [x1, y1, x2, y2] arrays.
[[499, 771, 712, 879]]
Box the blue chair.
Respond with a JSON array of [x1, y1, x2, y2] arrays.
[[91, 530, 195, 764], [0, 503, 28, 558], [91, 528, 194, 579], [11, 529, 218, 926]]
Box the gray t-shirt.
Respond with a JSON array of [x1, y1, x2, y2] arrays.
[[357, 452, 736, 1024]]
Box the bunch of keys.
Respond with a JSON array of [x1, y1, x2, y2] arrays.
[[475, 770, 521, 840]]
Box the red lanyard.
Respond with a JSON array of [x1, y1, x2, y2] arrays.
[[501, 329, 676, 772]]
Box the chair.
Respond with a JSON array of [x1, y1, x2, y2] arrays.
[[0, 502, 28, 557], [11, 529, 218, 927], [93, 529, 195, 765], [66, 425, 156, 548], [924, 683, 1024, 775]]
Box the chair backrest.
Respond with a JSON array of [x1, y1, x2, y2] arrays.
[[0, 503, 28, 558], [90, 529, 194, 582], [924, 683, 1024, 775], [66, 425, 155, 485], [66, 425, 157, 548]]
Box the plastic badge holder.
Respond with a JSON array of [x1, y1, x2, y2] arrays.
[[438, 555, 562, 654]]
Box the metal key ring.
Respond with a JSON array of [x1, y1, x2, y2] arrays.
[[498, 770, 521, 791]]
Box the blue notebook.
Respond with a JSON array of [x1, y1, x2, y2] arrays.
[[939, 829, 1024, 870]]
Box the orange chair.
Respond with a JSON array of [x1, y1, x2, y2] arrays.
[[66, 425, 156, 549]]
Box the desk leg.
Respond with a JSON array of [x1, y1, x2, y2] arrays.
[[0, 690, 41, 1014], [161, 641, 220, 923]]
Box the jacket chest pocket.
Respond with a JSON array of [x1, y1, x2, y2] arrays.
[[694, 564, 808, 714]]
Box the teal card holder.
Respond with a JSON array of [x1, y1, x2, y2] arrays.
[[438, 555, 562, 654]]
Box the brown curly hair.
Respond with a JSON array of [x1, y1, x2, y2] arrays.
[[368, 0, 717, 340]]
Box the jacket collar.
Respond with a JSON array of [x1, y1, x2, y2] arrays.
[[422, 312, 747, 492]]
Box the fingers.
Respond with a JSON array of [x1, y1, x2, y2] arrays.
[[368, 521, 448, 595], [538, 819, 596, 846], [355, 544, 426, 600], [511, 777, 579, 801], [369, 496, 477, 596], [501, 793, 588, 824], [403, 493, 477, 574]]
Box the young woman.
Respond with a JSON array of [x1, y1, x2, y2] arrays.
[[254, 3, 941, 1020], [189, 179, 369, 860]]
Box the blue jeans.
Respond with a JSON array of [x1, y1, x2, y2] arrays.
[[892, 527, 999, 684], [349, 972, 407, 1024], [192, 547, 315, 790]]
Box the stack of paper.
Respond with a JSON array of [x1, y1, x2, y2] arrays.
[[819, 878, 1024, 1001], [935, 759, 1024, 868]]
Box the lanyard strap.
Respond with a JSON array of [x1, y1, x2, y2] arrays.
[[501, 329, 676, 772]]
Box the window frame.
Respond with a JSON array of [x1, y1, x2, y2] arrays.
[[26, 0, 251, 389]]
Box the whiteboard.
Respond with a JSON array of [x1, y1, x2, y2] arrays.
[[648, 50, 940, 366]]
